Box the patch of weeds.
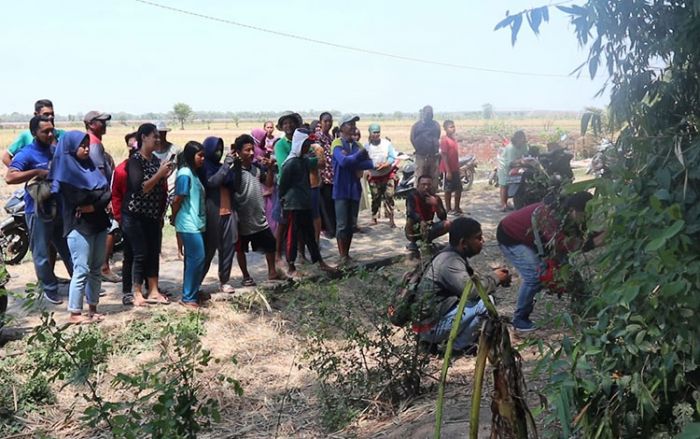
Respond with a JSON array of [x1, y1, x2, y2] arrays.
[[297, 268, 432, 432]]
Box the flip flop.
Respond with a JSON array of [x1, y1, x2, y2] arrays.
[[145, 294, 170, 305], [88, 313, 106, 322], [68, 315, 95, 325], [179, 300, 200, 310], [242, 278, 257, 287]]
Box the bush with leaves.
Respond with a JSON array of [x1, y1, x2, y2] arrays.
[[297, 268, 433, 431], [499, 1, 700, 437]]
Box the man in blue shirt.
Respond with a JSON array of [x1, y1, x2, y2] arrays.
[[331, 114, 374, 265], [5, 116, 73, 304]]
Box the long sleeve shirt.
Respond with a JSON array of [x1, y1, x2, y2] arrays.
[[417, 247, 498, 324], [331, 138, 374, 201]]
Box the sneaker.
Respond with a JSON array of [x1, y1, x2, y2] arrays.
[[43, 291, 63, 305], [101, 271, 122, 283], [513, 319, 536, 332]]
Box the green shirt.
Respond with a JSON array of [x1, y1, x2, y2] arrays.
[[7, 129, 65, 156], [273, 136, 317, 182]]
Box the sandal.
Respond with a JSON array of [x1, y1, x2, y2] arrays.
[[68, 314, 95, 325], [88, 313, 106, 322], [122, 293, 134, 306], [179, 300, 200, 310], [242, 277, 257, 287], [145, 293, 170, 305]]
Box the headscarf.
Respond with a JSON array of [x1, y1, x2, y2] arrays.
[[283, 129, 309, 167], [202, 136, 234, 185], [251, 128, 267, 161], [49, 130, 108, 192]]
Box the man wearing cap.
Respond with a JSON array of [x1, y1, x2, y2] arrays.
[[410, 105, 441, 192], [153, 121, 179, 163], [84, 111, 121, 283], [332, 115, 374, 265], [365, 123, 397, 228], [272, 111, 304, 263]]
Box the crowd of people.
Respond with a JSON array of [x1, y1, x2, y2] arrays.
[[3, 99, 600, 338]]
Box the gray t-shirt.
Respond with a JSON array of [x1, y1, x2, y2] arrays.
[[234, 165, 268, 236]]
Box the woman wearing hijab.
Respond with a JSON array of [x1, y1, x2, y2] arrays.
[[171, 141, 207, 308], [201, 136, 237, 292], [278, 128, 335, 277], [122, 123, 173, 306], [251, 128, 278, 234], [50, 131, 111, 324]]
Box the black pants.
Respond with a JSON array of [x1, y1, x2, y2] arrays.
[[121, 232, 133, 294], [122, 214, 161, 286], [284, 209, 321, 264], [202, 212, 237, 284], [319, 184, 336, 238]]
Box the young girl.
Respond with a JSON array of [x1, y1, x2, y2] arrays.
[[50, 131, 111, 324], [278, 129, 335, 277], [171, 141, 207, 308]]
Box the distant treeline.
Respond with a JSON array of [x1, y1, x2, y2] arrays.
[[0, 109, 580, 124]]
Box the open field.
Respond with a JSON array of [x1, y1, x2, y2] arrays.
[[0, 116, 582, 165]]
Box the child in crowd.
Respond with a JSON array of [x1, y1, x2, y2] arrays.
[[232, 134, 285, 284], [278, 129, 335, 277], [171, 141, 207, 309]]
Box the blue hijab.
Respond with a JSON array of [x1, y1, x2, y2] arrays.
[[49, 130, 108, 192], [202, 136, 234, 185]]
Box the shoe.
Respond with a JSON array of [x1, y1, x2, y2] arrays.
[[220, 282, 236, 293], [43, 291, 63, 305], [453, 344, 478, 357], [101, 271, 122, 283], [405, 242, 419, 252], [513, 319, 536, 332]]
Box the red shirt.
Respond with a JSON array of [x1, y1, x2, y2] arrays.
[[497, 202, 581, 254], [439, 135, 459, 173], [111, 160, 128, 224]]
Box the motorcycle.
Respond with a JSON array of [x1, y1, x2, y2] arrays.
[[507, 145, 574, 209], [394, 153, 415, 199], [587, 139, 614, 178], [0, 189, 124, 265], [0, 190, 30, 265]]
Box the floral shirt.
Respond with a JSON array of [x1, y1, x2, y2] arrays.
[[318, 131, 334, 185]]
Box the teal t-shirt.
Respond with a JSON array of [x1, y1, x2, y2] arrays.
[[8, 129, 65, 156], [174, 167, 206, 233]]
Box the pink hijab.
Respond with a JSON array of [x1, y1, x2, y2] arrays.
[[251, 128, 268, 161]]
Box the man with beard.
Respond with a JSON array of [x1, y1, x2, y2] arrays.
[[416, 217, 511, 355], [410, 105, 441, 192], [5, 116, 73, 304]]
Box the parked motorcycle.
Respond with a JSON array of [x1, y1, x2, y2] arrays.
[[0, 190, 29, 265], [507, 145, 574, 209], [587, 139, 614, 178], [394, 153, 415, 199]]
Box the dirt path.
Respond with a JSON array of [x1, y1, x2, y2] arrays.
[[1, 182, 567, 438]]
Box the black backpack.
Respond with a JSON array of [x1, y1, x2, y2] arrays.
[[388, 259, 431, 327]]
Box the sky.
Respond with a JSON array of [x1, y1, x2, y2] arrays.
[[0, 0, 609, 115]]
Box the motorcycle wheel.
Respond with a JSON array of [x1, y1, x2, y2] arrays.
[[1, 227, 30, 265], [463, 168, 475, 191]]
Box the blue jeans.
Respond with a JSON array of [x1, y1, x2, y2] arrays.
[[334, 199, 359, 241], [420, 299, 488, 350], [27, 213, 73, 296], [499, 244, 542, 326], [67, 229, 107, 313], [181, 232, 205, 303]]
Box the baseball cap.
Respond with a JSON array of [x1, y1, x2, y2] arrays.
[[339, 114, 360, 126], [155, 121, 172, 132], [368, 123, 381, 133], [84, 111, 111, 123]]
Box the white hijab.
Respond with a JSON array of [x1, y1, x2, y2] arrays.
[[283, 129, 309, 167]]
